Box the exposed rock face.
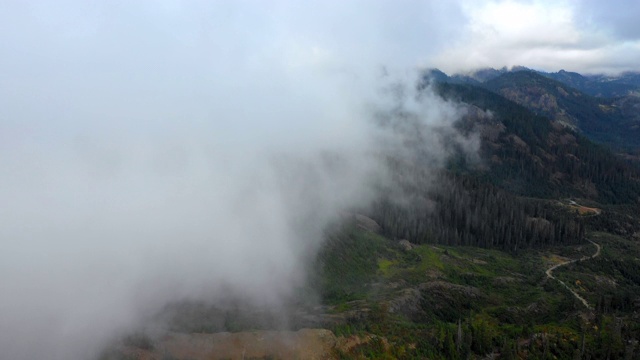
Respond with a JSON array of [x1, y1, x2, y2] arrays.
[[120, 329, 337, 360], [419, 281, 484, 300], [385, 281, 486, 322], [387, 288, 421, 318], [354, 214, 382, 233], [339, 212, 382, 233], [398, 239, 414, 251]]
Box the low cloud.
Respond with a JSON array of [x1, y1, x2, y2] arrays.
[[0, 2, 480, 359], [429, 0, 640, 75], [0, 76, 473, 360], [10, 0, 638, 357]]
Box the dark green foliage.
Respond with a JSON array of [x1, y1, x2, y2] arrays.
[[322, 77, 640, 359], [313, 225, 390, 304], [370, 172, 584, 251], [364, 79, 640, 254], [426, 67, 640, 150], [542, 69, 640, 98], [583, 203, 640, 235], [484, 71, 640, 151], [325, 76, 640, 359], [436, 81, 640, 204], [314, 222, 640, 359]]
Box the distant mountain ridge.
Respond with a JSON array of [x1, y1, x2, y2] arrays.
[[543, 70, 640, 98], [424, 67, 640, 152], [426, 66, 640, 98], [484, 71, 640, 150], [434, 82, 640, 203]]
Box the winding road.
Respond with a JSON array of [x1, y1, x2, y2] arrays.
[[545, 239, 601, 310]]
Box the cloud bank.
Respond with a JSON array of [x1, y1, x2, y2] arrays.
[[0, 2, 476, 359], [1, 0, 637, 358], [430, 0, 640, 75]]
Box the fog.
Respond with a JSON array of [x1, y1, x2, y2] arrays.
[[0, 2, 476, 359]]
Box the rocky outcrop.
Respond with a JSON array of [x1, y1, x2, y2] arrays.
[[354, 214, 382, 233], [398, 239, 415, 251], [338, 212, 382, 233]]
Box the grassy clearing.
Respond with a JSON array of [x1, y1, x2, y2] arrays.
[[377, 259, 394, 277], [314, 226, 640, 358], [551, 232, 640, 311], [320, 225, 573, 321]]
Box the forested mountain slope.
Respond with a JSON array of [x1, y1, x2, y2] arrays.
[[542, 69, 640, 98], [361, 81, 640, 254], [483, 71, 640, 150], [425, 68, 640, 152], [438, 81, 640, 202]]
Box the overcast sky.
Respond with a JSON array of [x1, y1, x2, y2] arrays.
[[1, 0, 639, 86], [0, 1, 638, 359], [433, 0, 640, 74]]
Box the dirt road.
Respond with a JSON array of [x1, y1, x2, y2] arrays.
[[545, 239, 601, 310]]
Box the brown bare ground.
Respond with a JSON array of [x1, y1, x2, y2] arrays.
[[576, 206, 601, 216], [120, 329, 338, 360]]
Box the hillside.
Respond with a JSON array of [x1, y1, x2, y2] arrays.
[[361, 81, 640, 259], [542, 70, 640, 98], [436, 67, 640, 98], [110, 222, 640, 359], [483, 71, 640, 150], [437, 82, 640, 203], [425, 68, 640, 152], [106, 75, 640, 360]]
